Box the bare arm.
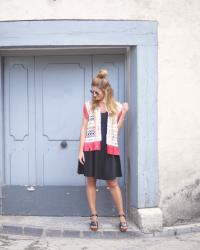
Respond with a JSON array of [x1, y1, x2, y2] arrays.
[[117, 102, 129, 130], [117, 111, 126, 130]]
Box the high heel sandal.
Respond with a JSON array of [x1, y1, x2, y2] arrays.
[[118, 214, 128, 232], [90, 213, 98, 231]]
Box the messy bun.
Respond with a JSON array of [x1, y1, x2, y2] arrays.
[[91, 68, 118, 117], [96, 69, 108, 79]]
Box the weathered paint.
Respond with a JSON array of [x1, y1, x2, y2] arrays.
[[0, 20, 159, 216], [0, 20, 157, 47], [126, 45, 159, 208], [161, 178, 200, 226], [0, 56, 4, 186]]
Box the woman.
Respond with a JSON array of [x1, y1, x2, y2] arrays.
[[77, 68, 129, 232]]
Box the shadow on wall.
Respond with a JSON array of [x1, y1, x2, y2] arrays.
[[161, 178, 200, 226]]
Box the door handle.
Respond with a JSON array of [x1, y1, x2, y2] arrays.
[[60, 141, 68, 148]]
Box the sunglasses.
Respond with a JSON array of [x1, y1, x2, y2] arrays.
[[90, 89, 100, 96]]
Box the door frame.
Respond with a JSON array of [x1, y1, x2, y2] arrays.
[[0, 20, 159, 220]]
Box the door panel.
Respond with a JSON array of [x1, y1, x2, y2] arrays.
[[4, 57, 36, 185], [35, 56, 91, 186], [43, 142, 79, 185], [41, 63, 85, 140]]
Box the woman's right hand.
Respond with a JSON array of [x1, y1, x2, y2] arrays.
[[78, 151, 85, 165]]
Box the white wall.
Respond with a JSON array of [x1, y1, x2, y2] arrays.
[[1, 0, 200, 226]]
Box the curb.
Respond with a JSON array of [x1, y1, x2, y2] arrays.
[[152, 223, 200, 237], [0, 222, 200, 238], [0, 224, 144, 238]]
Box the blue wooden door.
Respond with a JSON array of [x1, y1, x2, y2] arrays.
[[3, 54, 125, 216]]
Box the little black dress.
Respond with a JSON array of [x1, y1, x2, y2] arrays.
[[77, 111, 122, 180]]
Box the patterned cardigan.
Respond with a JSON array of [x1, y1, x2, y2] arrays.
[[82, 100, 123, 155]]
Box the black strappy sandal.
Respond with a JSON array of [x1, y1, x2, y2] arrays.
[[118, 214, 128, 232], [90, 213, 98, 231]]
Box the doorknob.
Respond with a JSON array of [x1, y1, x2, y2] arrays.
[[60, 141, 68, 148]]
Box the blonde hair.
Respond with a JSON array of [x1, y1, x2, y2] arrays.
[[91, 69, 118, 117]]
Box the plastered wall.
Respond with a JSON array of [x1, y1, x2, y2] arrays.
[[0, 0, 200, 226]]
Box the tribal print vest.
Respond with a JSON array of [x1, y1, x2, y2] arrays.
[[83, 100, 123, 155]]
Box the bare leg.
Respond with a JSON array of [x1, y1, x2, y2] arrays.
[[86, 177, 98, 221], [106, 179, 126, 223]]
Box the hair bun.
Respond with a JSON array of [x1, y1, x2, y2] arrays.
[[96, 69, 108, 79]]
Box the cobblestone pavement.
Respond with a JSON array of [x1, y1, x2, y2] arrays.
[[0, 232, 200, 250]]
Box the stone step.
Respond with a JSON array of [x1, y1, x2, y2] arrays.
[[0, 215, 143, 238]]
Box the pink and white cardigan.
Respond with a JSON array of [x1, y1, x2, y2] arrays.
[[83, 100, 123, 155]]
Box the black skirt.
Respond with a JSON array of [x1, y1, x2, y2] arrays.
[[77, 112, 122, 180]]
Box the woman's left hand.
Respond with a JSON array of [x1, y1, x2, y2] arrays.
[[122, 102, 129, 114]]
